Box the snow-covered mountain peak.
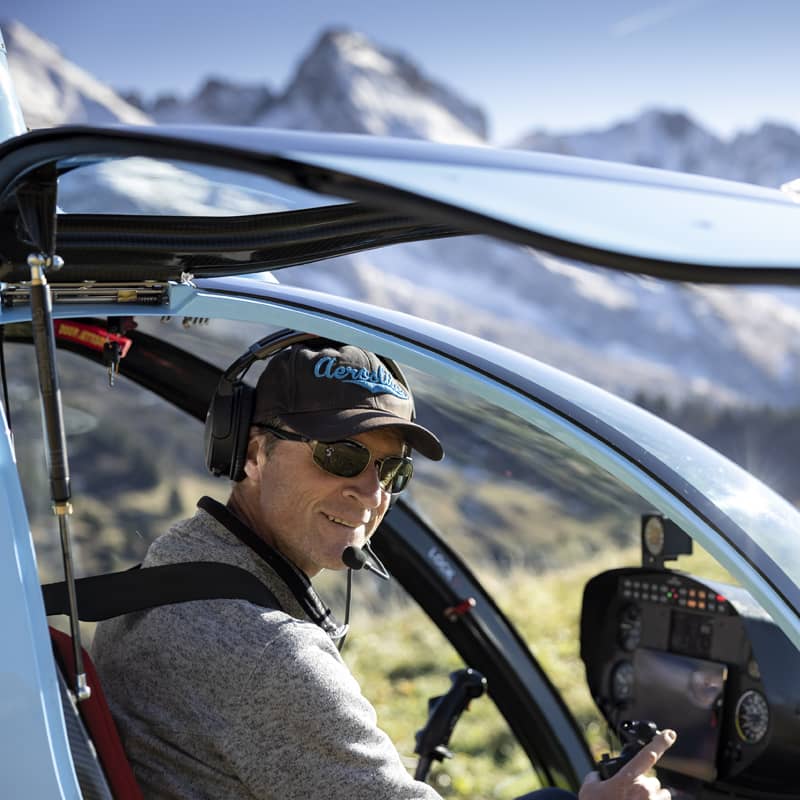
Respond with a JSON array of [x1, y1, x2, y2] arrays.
[[257, 28, 487, 144], [315, 29, 396, 73], [3, 20, 151, 130]]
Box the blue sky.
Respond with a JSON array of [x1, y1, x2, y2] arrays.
[[5, 0, 798, 143]]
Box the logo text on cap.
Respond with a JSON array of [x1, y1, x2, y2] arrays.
[[313, 356, 409, 400]]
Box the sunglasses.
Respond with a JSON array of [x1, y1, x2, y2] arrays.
[[257, 425, 413, 493]]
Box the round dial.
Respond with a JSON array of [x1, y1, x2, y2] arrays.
[[735, 690, 769, 744], [618, 604, 642, 651], [644, 517, 665, 555], [610, 660, 635, 703]]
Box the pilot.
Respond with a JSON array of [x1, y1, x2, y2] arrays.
[[92, 339, 675, 799]]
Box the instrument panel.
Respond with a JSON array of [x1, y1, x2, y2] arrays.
[[580, 568, 800, 797]]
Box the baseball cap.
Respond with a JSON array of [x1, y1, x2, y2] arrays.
[[252, 341, 444, 461]]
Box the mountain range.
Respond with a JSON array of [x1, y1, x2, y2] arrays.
[[6, 19, 800, 410]]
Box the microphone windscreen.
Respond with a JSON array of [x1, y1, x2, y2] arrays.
[[341, 545, 367, 570]]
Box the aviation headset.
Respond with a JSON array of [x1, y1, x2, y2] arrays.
[[204, 328, 416, 483]]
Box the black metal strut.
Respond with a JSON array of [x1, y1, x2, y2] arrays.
[[15, 168, 90, 701]]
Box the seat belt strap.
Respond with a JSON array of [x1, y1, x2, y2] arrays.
[[42, 562, 282, 621]]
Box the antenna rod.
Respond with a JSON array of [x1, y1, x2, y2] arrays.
[[28, 253, 90, 702], [5, 24, 88, 699]]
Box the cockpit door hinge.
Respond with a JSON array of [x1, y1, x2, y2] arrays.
[[0, 281, 169, 308]]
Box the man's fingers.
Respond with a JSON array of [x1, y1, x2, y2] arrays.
[[617, 730, 677, 782], [636, 775, 664, 794]]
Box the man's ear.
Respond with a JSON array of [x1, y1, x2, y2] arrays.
[[242, 430, 264, 482]]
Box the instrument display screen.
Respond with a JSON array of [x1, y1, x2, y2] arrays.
[[632, 648, 727, 782]]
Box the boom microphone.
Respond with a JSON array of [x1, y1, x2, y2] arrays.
[[338, 545, 390, 653], [342, 546, 368, 570], [342, 545, 390, 581]]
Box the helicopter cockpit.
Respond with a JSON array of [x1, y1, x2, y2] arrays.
[[582, 518, 800, 799]]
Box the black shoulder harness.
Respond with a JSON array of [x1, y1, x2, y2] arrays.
[[42, 497, 347, 643], [42, 561, 282, 621]]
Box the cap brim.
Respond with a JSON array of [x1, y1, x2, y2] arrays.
[[280, 409, 444, 461]]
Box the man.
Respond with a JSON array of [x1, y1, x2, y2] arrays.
[[92, 340, 675, 799]]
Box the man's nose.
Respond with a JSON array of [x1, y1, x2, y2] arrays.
[[343, 462, 385, 508]]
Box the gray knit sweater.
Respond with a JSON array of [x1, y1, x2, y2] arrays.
[[91, 500, 442, 800]]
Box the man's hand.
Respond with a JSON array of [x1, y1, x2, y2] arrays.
[[579, 729, 676, 800]]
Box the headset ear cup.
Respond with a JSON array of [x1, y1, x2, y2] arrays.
[[204, 380, 254, 481], [229, 384, 254, 482], [204, 385, 232, 478], [206, 329, 314, 481]]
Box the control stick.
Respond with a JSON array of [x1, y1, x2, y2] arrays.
[[414, 668, 487, 782], [597, 720, 659, 780]]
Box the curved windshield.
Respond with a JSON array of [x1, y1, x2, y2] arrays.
[[400, 367, 755, 763], [283, 148, 800, 270], [488, 343, 800, 603], [57, 157, 347, 215]]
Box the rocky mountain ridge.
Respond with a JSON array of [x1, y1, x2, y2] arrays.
[[8, 19, 799, 188], [122, 29, 486, 145], [6, 19, 800, 410], [517, 108, 800, 189], [124, 78, 276, 127]]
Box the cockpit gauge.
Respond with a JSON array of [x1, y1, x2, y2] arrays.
[[610, 660, 635, 703], [618, 604, 642, 651], [734, 690, 769, 744], [643, 517, 665, 556]]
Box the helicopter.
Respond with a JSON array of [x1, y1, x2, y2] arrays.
[[2, 26, 800, 800]]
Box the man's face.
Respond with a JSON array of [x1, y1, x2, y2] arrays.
[[248, 427, 403, 576]]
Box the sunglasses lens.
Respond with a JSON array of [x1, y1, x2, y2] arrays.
[[312, 440, 413, 492], [312, 440, 370, 478], [378, 457, 413, 493]]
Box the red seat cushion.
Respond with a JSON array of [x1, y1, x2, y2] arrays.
[[50, 627, 144, 800]]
